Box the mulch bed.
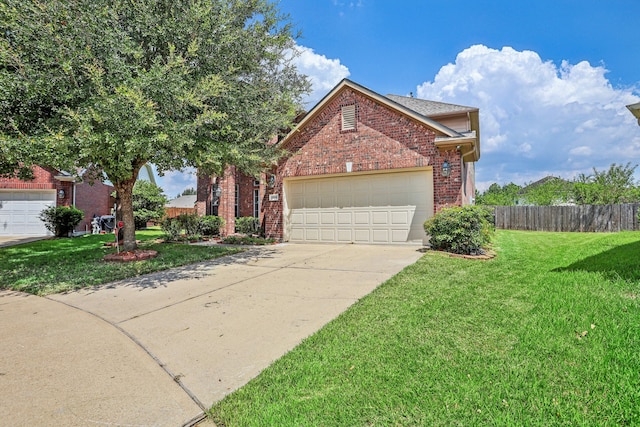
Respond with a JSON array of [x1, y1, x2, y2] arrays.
[[103, 249, 158, 262]]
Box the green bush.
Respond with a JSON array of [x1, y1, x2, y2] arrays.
[[162, 214, 225, 241], [39, 206, 84, 237], [424, 205, 494, 255], [199, 215, 225, 237], [161, 217, 183, 241], [235, 216, 260, 235], [178, 213, 200, 237]]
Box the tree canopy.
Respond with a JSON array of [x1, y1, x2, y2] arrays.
[[476, 163, 640, 206], [1, 0, 309, 250]]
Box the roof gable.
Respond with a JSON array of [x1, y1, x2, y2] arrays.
[[280, 79, 480, 162], [282, 79, 462, 142]]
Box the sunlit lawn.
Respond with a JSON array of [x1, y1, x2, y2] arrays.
[[0, 228, 243, 295], [211, 230, 640, 426]]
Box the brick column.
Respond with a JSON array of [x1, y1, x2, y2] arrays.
[[218, 166, 236, 235]]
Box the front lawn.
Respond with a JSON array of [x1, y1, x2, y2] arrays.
[[211, 230, 640, 426], [0, 229, 243, 295]]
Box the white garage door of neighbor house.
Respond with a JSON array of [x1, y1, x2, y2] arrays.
[[0, 190, 56, 236], [285, 170, 433, 244]]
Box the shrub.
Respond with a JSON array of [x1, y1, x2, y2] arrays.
[[199, 215, 225, 237], [235, 216, 260, 235], [39, 206, 84, 237], [178, 213, 200, 237], [424, 205, 494, 255], [161, 217, 183, 241]]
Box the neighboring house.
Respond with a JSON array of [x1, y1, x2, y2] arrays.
[[516, 176, 573, 206], [165, 194, 197, 218], [0, 164, 157, 236], [197, 79, 481, 244]]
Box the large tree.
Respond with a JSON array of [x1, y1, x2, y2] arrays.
[[0, 0, 309, 250], [573, 163, 639, 205]]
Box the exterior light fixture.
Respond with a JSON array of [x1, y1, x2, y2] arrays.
[[58, 189, 65, 199], [627, 102, 640, 126], [268, 175, 276, 188], [213, 186, 222, 198], [441, 160, 451, 177]]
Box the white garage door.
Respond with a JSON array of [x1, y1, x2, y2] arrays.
[[0, 191, 56, 236], [285, 170, 433, 244]]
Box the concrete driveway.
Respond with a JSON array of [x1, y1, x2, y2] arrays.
[[1, 243, 423, 426], [0, 235, 49, 248]]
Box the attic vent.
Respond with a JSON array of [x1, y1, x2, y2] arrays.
[[341, 104, 356, 131]]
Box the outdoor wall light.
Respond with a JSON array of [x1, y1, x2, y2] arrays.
[[58, 189, 65, 199], [213, 186, 222, 198], [441, 160, 451, 177], [268, 174, 276, 188]]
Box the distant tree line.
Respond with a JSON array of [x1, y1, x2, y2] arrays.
[[476, 163, 640, 206]]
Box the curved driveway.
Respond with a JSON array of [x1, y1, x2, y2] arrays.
[[1, 243, 423, 426]]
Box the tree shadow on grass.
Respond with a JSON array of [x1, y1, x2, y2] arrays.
[[553, 239, 640, 283], [94, 245, 282, 291]]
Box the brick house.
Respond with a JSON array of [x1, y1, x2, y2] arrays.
[[0, 166, 116, 236], [197, 79, 480, 244]]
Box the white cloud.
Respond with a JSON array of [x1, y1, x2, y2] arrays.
[[417, 45, 640, 187], [290, 44, 350, 107], [154, 167, 197, 200]]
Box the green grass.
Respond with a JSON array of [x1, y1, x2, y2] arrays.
[[0, 229, 243, 295], [211, 230, 640, 426]]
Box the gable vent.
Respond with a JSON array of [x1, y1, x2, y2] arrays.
[[341, 104, 356, 131]]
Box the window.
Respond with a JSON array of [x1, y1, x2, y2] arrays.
[[235, 184, 239, 218], [341, 104, 356, 131], [253, 189, 260, 218]]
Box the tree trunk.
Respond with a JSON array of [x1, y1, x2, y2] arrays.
[[114, 177, 138, 252]]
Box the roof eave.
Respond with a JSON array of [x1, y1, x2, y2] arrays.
[[435, 134, 479, 162]]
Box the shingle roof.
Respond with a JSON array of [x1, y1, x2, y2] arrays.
[[165, 194, 197, 208], [385, 94, 477, 118]]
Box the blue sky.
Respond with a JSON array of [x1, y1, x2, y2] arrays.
[[157, 0, 640, 197]]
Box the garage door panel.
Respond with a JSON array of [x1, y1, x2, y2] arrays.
[[285, 170, 432, 244], [337, 212, 351, 224], [336, 229, 353, 242], [354, 211, 370, 224], [305, 229, 319, 241], [354, 229, 370, 242], [290, 212, 304, 225], [320, 212, 335, 225], [0, 190, 55, 236], [391, 211, 409, 224], [372, 229, 389, 242], [372, 211, 388, 224], [305, 212, 320, 225], [392, 229, 410, 242], [320, 229, 335, 241]]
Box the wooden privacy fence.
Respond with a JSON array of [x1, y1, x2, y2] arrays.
[[493, 204, 640, 232], [165, 207, 197, 218]]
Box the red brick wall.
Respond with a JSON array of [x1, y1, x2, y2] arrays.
[[74, 178, 115, 232], [196, 174, 213, 216], [263, 87, 465, 239], [0, 165, 73, 207], [0, 165, 59, 190]]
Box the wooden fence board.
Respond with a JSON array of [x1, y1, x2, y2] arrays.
[[493, 204, 640, 232]]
